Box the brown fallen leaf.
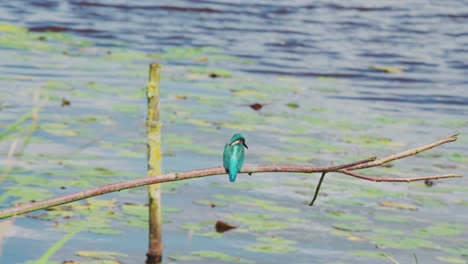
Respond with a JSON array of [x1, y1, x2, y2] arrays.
[[215, 220, 237, 233], [249, 103, 265, 111]]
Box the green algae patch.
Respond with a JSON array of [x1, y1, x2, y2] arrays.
[[437, 256, 467, 264], [216, 194, 299, 213], [369, 236, 440, 250], [167, 253, 201, 261], [352, 250, 388, 259], [226, 212, 287, 233], [246, 236, 297, 254], [374, 214, 410, 223], [332, 223, 371, 232], [122, 203, 147, 216], [0, 186, 52, 204], [324, 211, 367, 222], [342, 134, 398, 148], [0, 23, 28, 33], [448, 152, 468, 163], [414, 223, 465, 238], [192, 251, 254, 264], [76, 251, 127, 259], [180, 221, 216, 231], [194, 199, 228, 207]]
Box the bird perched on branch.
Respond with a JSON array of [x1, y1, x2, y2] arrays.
[[223, 133, 248, 182]]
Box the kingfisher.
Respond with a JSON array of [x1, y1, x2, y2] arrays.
[[223, 133, 248, 182]]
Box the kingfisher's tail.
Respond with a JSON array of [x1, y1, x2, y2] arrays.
[[228, 166, 238, 182]]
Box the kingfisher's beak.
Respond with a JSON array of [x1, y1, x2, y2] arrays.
[[242, 141, 248, 149]]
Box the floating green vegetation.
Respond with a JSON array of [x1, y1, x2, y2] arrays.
[[42, 80, 73, 91], [192, 251, 254, 264], [0, 23, 92, 52], [246, 236, 297, 254], [373, 214, 410, 223], [103, 49, 152, 62], [112, 103, 142, 115], [225, 212, 287, 232], [324, 211, 367, 222], [41, 123, 78, 137], [189, 67, 232, 78], [442, 245, 468, 258], [325, 198, 365, 207], [0, 186, 52, 204], [163, 132, 218, 155], [180, 221, 216, 231], [316, 76, 337, 81], [122, 203, 147, 220], [194, 199, 228, 207], [373, 228, 404, 236], [286, 102, 299, 109], [414, 223, 465, 238], [317, 87, 340, 93], [168, 253, 202, 261], [342, 134, 398, 148], [216, 194, 299, 213], [76, 250, 127, 260], [448, 152, 467, 163], [211, 181, 274, 190], [332, 223, 370, 232], [369, 236, 440, 250], [373, 117, 399, 125], [407, 193, 447, 207], [441, 119, 468, 128], [352, 250, 388, 259], [437, 256, 467, 264], [350, 184, 401, 199], [0, 23, 28, 33], [282, 136, 340, 153]]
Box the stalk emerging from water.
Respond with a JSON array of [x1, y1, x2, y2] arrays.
[[146, 63, 163, 264]]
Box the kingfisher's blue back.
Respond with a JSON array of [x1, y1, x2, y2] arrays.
[[223, 133, 248, 182]]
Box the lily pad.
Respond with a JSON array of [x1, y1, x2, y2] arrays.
[[76, 251, 127, 259], [192, 251, 253, 264], [226, 212, 287, 232]]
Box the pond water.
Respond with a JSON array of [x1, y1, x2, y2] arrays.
[[0, 1, 467, 263]]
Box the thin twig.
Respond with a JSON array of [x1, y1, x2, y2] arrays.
[[340, 170, 461, 182], [346, 134, 459, 170], [308, 157, 376, 206], [309, 172, 326, 206]]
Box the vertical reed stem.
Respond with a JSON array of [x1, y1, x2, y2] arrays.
[[146, 63, 163, 263]]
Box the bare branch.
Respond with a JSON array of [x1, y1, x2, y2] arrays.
[[0, 134, 461, 219], [340, 170, 462, 182]]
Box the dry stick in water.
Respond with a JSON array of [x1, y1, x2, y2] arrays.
[[0, 134, 462, 219]]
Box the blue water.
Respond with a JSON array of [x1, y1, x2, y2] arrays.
[[0, 1, 467, 264]]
